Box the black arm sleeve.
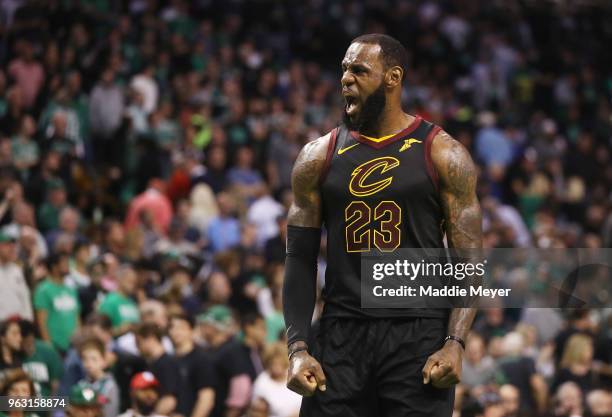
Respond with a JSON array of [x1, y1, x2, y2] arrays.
[[283, 225, 321, 346]]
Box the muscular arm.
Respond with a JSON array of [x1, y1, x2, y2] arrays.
[[284, 134, 329, 350], [423, 130, 481, 387], [286, 134, 329, 228], [432, 130, 481, 341], [284, 134, 330, 396]]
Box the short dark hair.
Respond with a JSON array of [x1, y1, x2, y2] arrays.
[[135, 322, 164, 341], [240, 311, 264, 329], [351, 34, 409, 80], [45, 252, 68, 271], [169, 312, 195, 329], [0, 369, 35, 396], [18, 319, 36, 338], [78, 337, 106, 357], [85, 313, 113, 331]]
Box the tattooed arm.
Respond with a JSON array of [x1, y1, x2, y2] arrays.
[[422, 130, 482, 388], [284, 133, 330, 397]]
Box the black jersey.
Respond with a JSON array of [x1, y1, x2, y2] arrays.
[[319, 116, 447, 319]]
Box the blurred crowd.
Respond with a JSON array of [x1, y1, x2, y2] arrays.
[[0, 0, 610, 417]]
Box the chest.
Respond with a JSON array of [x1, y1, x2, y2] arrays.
[[323, 140, 432, 203]]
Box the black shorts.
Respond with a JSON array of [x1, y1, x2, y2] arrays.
[[300, 317, 454, 417]]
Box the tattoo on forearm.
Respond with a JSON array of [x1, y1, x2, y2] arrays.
[[432, 131, 482, 339]]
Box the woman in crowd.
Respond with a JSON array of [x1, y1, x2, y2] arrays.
[[0, 369, 40, 417]]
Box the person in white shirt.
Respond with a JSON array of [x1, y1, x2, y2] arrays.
[[251, 343, 301, 417], [0, 231, 33, 321]]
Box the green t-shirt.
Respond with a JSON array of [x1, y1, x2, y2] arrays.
[[37, 203, 63, 233], [98, 292, 140, 328], [265, 311, 286, 343], [33, 279, 80, 352], [23, 340, 64, 396]]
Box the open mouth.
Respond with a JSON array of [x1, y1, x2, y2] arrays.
[[345, 95, 359, 113]]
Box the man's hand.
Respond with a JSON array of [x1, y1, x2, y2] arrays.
[[422, 341, 463, 388], [287, 351, 327, 397]]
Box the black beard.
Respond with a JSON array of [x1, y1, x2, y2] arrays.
[[342, 83, 386, 135], [135, 398, 156, 415]]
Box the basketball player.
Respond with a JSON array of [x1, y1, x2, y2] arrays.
[[282, 34, 481, 416]]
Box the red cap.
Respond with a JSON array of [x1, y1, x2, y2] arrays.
[[130, 372, 160, 390]]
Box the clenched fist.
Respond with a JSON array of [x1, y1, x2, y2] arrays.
[[287, 350, 327, 397]]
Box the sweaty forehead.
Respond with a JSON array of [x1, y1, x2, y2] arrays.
[[342, 42, 383, 68]]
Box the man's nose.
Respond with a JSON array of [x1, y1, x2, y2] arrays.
[[341, 70, 354, 87]]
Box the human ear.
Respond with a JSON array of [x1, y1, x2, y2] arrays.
[[385, 66, 403, 88]]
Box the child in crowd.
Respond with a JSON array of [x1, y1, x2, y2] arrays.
[[77, 338, 119, 417]]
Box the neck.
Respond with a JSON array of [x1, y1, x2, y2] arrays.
[[90, 369, 105, 380], [243, 337, 258, 350], [50, 273, 63, 283], [75, 262, 87, 273], [211, 333, 230, 348], [149, 344, 165, 360], [175, 340, 194, 355], [360, 107, 412, 138]]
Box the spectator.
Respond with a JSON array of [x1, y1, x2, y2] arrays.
[[0, 369, 39, 417], [36, 179, 68, 234], [198, 306, 252, 417], [65, 241, 92, 290], [552, 334, 596, 394], [20, 319, 63, 397], [33, 252, 80, 353], [11, 114, 39, 178], [168, 313, 216, 417], [240, 312, 267, 382], [97, 265, 140, 336], [45, 206, 83, 251], [586, 390, 612, 416], [7, 40, 44, 110], [228, 147, 264, 199], [552, 382, 584, 417], [247, 185, 284, 248], [495, 332, 548, 415], [553, 309, 595, 366], [263, 214, 287, 266], [116, 300, 173, 356], [65, 383, 104, 417], [0, 231, 33, 321], [135, 323, 180, 416], [498, 384, 522, 417], [0, 318, 23, 375], [125, 179, 174, 235], [207, 192, 240, 253], [473, 308, 514, 343], [461, 332, 496, 389], [89, 68, 125, 166], [251, 343, 301, 417], [197, 146, 228, 194], [59, 314, 114, 397], [118, 372, 165, 417], [77, 338, 120, 417], [130, 64, 159, 115]]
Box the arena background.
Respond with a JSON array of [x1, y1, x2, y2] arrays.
[[0, 1, 610, 417]]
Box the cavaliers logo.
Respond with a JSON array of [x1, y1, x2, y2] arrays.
[[349, 156, 400, 197]]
